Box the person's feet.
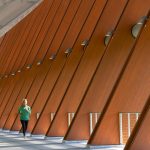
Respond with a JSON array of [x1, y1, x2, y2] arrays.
[[23, 133, 26, 139]]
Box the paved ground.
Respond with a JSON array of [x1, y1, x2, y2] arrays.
[[0, 131, 124, 150]]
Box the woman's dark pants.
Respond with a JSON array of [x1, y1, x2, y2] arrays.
[[20, 120, 28, 136]]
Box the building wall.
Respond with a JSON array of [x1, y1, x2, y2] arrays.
[[0, 0, 150, 148]]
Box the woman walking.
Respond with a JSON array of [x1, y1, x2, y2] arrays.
[[18, 98, 31, 138]]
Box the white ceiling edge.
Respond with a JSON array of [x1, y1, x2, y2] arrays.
[[0, 0, 43, 37]]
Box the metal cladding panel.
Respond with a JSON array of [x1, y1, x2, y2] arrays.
[[11, 61, 51, 131], [3, 68, 37, 130], [0, 28, 18, 73], [26, 0, 96, 133], [88, 1, 150, 145], [2, 17, 30, 75], [29, 0, 71, 64], [0, 79, 6, 94], [8, 2, 44, 73], [4, 10, 35, 74], [46, 0, 127, 137], [0, 0, 149, 148], [64, 0, 130, 141], [0, 78, 16, 110], [12, 0, 53, 72], [0, 34, 10, 63], [32, 0, 107, 135], [12, 1, 80, 130], [22, 0, 62, 67], [0, 74, 24, 129], [0, 36, 4, 47], [125, 97, 150, 150], [0, 78, 14, 109]]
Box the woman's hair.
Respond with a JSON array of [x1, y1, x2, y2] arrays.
[[22, 98, 27, 103]]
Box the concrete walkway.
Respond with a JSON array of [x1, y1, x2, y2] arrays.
[[0, 131, 124, 150]]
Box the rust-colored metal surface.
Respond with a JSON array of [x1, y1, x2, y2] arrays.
[[0, 79, 12, 107], [0, 78, 14, 108], [0, 28, 19, 74], [0, 78, 16, 110], [3, 67, 37, 130], [0, 36, 4, 49], [0, 1, 149, 148], [11, 0, 83, 132], [46, 0, 127, 137], [0, 34, 9, 63], [88, 3, 150, 145], [125, 97, 150, 150], [1, 20, 28, 74], [0, 79, 7, 95], [0, 74, 25, 129], [11, 61, 51, 131], [12, 1, 80, 130], [32, 0, 107, 136], [26, 0, 95, 133], [28, 0, 71, 64], [64, 0, 137, 141], [17, 0, 60, 69], [4, 9, 34, 75], [11, 0, 53, 72], [0, 1, 41, 74], [2, 17, 30, 75], [6, 3, 42, 74]]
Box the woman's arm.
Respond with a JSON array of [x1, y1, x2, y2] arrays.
[[25, 106, 31, 114]]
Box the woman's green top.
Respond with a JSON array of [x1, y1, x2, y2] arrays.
[[18, 105, 31, 120]]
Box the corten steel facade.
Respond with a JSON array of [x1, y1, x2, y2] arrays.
[[0, 0, 150, 149]]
